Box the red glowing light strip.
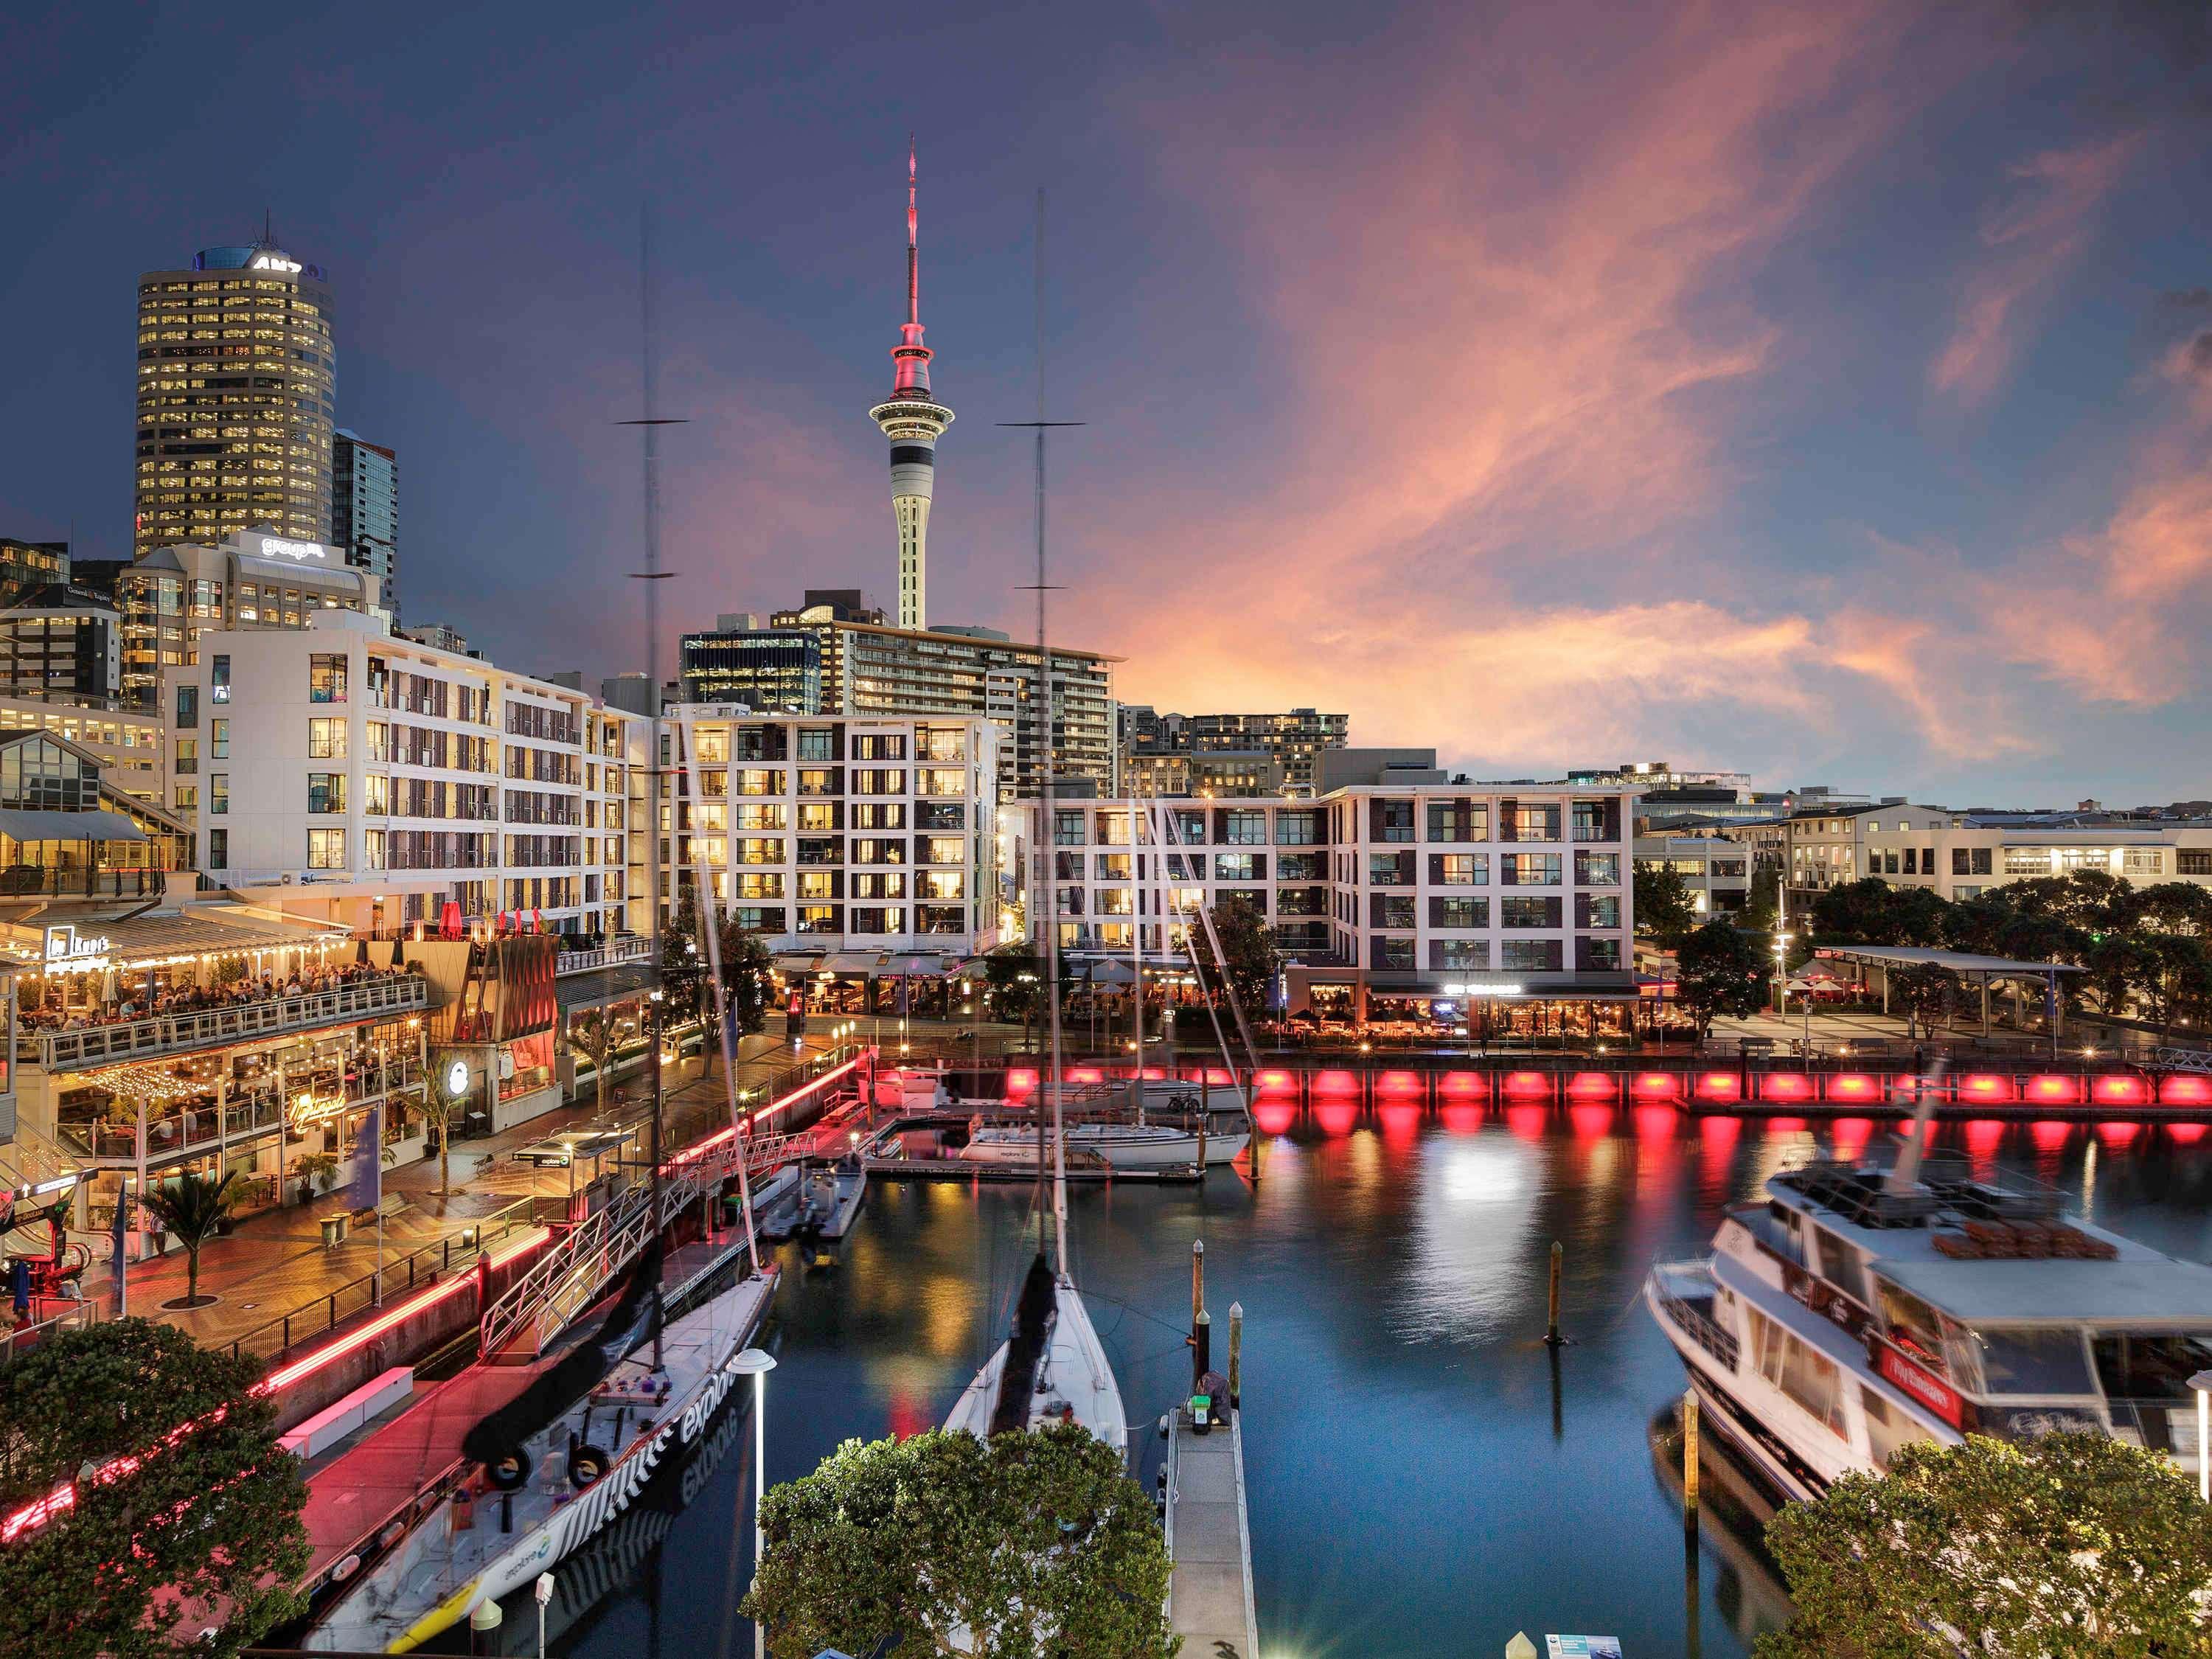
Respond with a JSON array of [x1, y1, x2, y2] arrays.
[[260, 1271, 479, 1394], [672, 1055, 865, 1165]]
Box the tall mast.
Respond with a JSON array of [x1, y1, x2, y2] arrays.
[[1036, 189, 1068, 1278], [1002, 193, 1085, 1277]]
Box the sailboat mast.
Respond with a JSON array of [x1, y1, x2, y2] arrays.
[[1034, 191, 1069, 1279]]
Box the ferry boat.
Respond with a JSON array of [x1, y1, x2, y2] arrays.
[[1646, 1134, 2212, 1503]]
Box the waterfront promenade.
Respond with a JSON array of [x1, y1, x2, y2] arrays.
[[60, 1034, 838, 1357]]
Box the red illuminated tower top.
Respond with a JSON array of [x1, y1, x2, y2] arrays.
[[891, 137, 934, 397]]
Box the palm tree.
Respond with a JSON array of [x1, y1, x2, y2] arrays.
[[136, 1170, 240, 1308]]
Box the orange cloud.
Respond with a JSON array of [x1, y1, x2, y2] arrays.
[[1929, 134, 2141, 406], [1077, 1, 2005, 768]]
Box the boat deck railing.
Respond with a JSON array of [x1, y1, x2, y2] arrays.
[[1652, 1261, 1739, 1371]]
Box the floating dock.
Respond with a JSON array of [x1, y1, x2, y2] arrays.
[[1163, 1402, 1259, 1658]]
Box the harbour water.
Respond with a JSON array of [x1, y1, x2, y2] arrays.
[[523, 1106, 2212, 1658]]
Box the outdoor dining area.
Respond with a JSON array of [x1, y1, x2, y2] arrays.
[[63, 1022, 429, 1226]]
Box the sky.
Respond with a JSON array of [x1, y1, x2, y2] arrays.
[[2, 1, 2210, 805]]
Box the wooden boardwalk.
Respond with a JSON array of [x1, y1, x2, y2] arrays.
[[1164, 1403, 1259, 1659]]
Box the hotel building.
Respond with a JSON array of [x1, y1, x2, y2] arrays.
[[118, 528, 383, 714], [173, 611, 641, 942], [658, 706, 1001, 971], [1023, 779, 1638, 1034], [134, 236, 335, 559]]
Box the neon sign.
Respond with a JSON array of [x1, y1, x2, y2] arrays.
[[249, 254, 303, 274]]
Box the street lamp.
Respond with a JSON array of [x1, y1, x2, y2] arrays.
[[2192, 1369, 2212, 1502], [730, 1347, 778, 1659]]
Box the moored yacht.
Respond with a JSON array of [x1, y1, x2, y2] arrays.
[[1647, 1134, 2212, 1503]]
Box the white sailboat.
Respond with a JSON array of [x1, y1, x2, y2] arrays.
[[945, 286, 1125, 1460]]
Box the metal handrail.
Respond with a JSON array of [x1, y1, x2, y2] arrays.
[[25, 974, 430, 1071], [479, 1126, 813, 1360], [220, 1196, 537, 1363]]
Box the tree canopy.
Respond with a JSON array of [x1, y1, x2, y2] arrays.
[[0, 1318, 308, 1658], [1673, 919, 1768, 1037], [1633, 860, 1700, 950], [741, 1424, 1175, 1659], [1758, 1432, 2212, 1658], [1194, 894, 1278, 1023], [1890, 960, 1964, 1040]]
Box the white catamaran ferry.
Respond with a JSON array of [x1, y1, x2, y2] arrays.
[[1647, 1133, 2212, 1502]]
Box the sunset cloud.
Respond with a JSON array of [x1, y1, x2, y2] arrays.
[[1929, 133, 2142, 406]]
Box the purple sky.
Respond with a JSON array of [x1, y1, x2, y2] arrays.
[[3, 1, 2209, 804]]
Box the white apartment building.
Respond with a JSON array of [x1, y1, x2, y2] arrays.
[[176, 611, 641, 939], [1857, 820, 2212, 903], [0, 694, 164, 805], [659, 706, 1001, 962], [1785, 801, 1952, 897], [1025, 782, 1638, 1030]]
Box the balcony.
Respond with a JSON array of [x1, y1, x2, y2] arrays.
[[556, 936, 652, 975], [0, 865, 166, 900], [65, 1056, 425, 1169], [24, 973, 431, 1072]]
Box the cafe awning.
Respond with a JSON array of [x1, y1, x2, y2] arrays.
[[10, 903, 349, 970], [0, 807, 151, 843]]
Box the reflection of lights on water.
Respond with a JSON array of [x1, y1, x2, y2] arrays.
[[1436, 1138, 1534, 1207], [1377, 1101, 1422, 1144], [1439, 1102, 1482, 1135], [1315, 1100, 1359, 1138], [2171, 1123, 2209, 1145], [1829, 1116, 1874, 1161], [2031, 1119, 2071, 1152]]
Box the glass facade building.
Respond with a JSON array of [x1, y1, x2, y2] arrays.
[[134, 241, 335, 559]]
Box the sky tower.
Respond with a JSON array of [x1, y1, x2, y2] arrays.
[[869, 140, 954, 632]]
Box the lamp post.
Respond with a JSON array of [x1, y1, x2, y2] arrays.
[[730, 1347, 777, 1659], [2191, 1368, 2212, 1502], [647, 985, 665, 1371]]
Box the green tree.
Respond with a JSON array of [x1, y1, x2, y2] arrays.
[[1674, 919, 1767, 1040], [565, 1006, 622, 1116], [740, 1424, 1174, 1659], [1194, 894, 1278, 1025], [1758, 1432, 2212, 1659], [0, 1319, 309, 1658], [714, 914, 776, 1045], [659, 900, 710, 1029], [983, 945, 1044, 1047], [1633, 860, 1699, 949], [1808, 877, 1947, 947], [2084, 933, 2161, 1021], [1891, 959, 1964, 1039], [134, 1169, 239, 1308]]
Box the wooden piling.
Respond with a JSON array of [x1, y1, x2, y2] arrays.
[[1228, 1300, 1243, 1407], [1191, 1239, 1206, 1328], [1545, 1239, 1564, 1346], [1683, 1388, 1700, 1517]]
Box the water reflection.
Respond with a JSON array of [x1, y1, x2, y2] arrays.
[[548, 1106, 2212, 1659]]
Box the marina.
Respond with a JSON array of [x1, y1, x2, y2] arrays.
[[519, 1099, 2212, 1659]]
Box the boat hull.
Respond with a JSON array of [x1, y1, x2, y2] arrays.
[[305, 1271, 776, 1653], [947, 1278, 1128, 1462]]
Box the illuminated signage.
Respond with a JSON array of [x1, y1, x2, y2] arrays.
[[237, 531, 329, 565], [249, 254, 303, 274], [1874, 1342, 1965, 1429], [445, 1059, 470, 1098], [42, 925, 112, 972]]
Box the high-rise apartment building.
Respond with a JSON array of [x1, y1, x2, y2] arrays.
[[659, 706, 1000, 960], [0, 583, 121, 703], [679, 627, 821, 711], [134, 233, 335, 558], [682, 595, 1116, 800], [332, 430, 398, 620], [1119, 706, 1349, 796]]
